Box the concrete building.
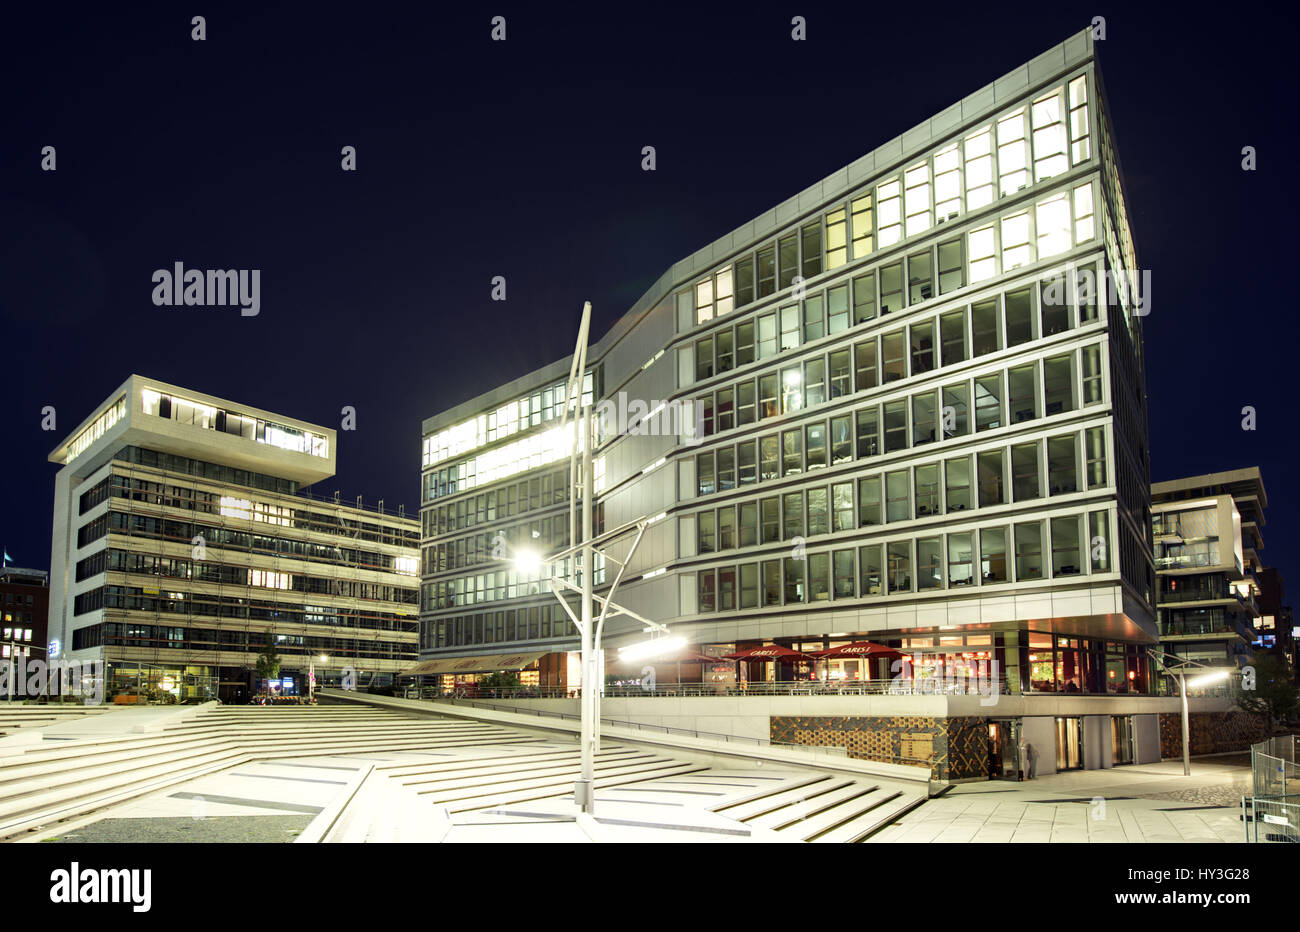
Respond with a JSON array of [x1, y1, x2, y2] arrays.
[[1150, 468, 1266, 671], [1, 566, 49, 667], [415, 30, 1196, 778], [48, 376, 419, 704]]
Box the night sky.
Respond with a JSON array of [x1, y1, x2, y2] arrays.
[[1, 4, 1293, 592]]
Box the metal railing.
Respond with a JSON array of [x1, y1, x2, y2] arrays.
[[407, 676, 1013, 701], [1245, 734, 1300, 842]]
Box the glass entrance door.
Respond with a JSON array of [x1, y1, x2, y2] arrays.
[[988, 720, 1021, 779], [1111, 715, 1135, 765], [1055, 716, 1083, 770]]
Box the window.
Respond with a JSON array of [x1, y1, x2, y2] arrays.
[[940, 309, 966, 365], [736, 320, 755, 366], [859, 544, 883, 595], [904, 163, 932, 236], [997, 107, 1029, 196], [762, 498, 781, 543], [971, 298, 1000, 355], [717, 444, 736, 489], [1036, 192, 1072, 258], [1015, 522, 1043, 581], [1031, 89, 1068, 182], [719, 566, 736, 611], [829, 349, 851, 399], [1001, 212, 1031, 270], [763, 560, 781, 605], [781, 428, 803, 476], [910, 321, 935, 374], [698, 510, 716, 554], [780, 305, 800, 351], [858, 476, 882, 527], [832, 481, 854, 531], [1074, 182, 1096, 243], [801, 221, 822, 281], [974, 373, 1003, 431], [1011, 442, 1041, 502], [806, 422, 828, 470], [948, 532, 974, 586], [964, 127, 994, 209], [715, 268, 734, 317], [853, 272, 876, 324], [981, 528, 1008, 583], [804, 358, 826, 407], [737, 380, 756, 425], [978, 450, 1005, 507], [915, 463, 940, 517], [716, 329, 734, 373], [884, 400, 908, 452], [1069, 74, 1091, 163], [759, 373, 779, 419], [1077, 266, 1098, 322], [854, 339, 878, 390], [803, 294, 825, 343], [886, 470, 910, 523], [851, 194, 874, 258], [735, 257, 755, 308], [908, 251, 933, 304], [739, 501, 758, 547], [758, 312, 778, 360], [912, 391, 937, 446], [938, 238, 964, 294], [740, 563, 759, 608], [1048, 434, 1079, 494], [833, 549, 855, 599], [1005, 288, 1033, 348], [887, 541, 912, 593], [1052, 516, 1082, 576], [778, 234, 798, 289], [782, 365, 802, 413], [1085, 426, 1107, 488], [697, 452, 715, 496], [826, 209, 848, 270], [1040, 275, 1071, 336], [879, 263, 904, 315], [917, 537, 943, 590], [934, 143, 962, 222], [877, 179, 902, 247], [1082, 344, 1103, 404], [882, 330, 906, 383], [695, 278, 714, 325], [757, 245, 776, 298], [695, 336, 714, 381], [1009, 363, 1038, 422], [717, 505, 736, 549], [827, 285, 849, 334], [1043, 353, 1076, 415], [831, 415, 852, 464], [784, 557, 805, 604], [856, 407, 880, 458], [807, 487, 829, 536], [808, 552, 830, 602], [738, 439, 757, 485], [760, 434, 779, 481], [942, 383, 969, 438], [945, 457, 972, 512], [1089, 510, 1110, 571]]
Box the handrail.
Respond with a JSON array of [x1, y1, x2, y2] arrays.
[[409, 676, 1023, 701]]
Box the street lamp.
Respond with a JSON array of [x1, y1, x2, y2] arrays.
[[1147, 648, 1233, 777]]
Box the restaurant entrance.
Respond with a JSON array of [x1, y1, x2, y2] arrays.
[[987, 720, 1021, 779], [1055, 716, 1083, 771]]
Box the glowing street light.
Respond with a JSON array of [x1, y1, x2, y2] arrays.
[[618, 635, 687, 664], [1148, 649, 1234, 777]]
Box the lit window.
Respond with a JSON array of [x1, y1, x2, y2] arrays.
[[394, 556, 419, 576], [963, 127, 994, 210], [996, 108, 1029, 197], [933, 143, 962, 222], [904, 163, 931, 237], [968, 225, 997, 282], [1001, 212, 1031, 270], [876, 179, 902, 248], [1073, 182, 1095, 243], [1068, 75, 1091, 163], [1036, 193, 1072, 258], [695, 278, 714, 324], [825, 208, 847, 269], [1031, 89, 1068, 182], [850, 194, 874, 257], [715, 268, 734, 317]]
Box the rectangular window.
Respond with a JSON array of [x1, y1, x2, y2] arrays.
[[1048, 434, 1079, 495], [974, 373, 1003, 432], [886, 470, 910, 523], [738, 439, 758, 486], [856, 407, 880, 458], [805, 422, 828, 470], [736, 320, 755, 366], [804, 357, 826, 407], [718, 504, 736, 549], [877, 179, 902, 247], [807, 487, 829, 537], [1074, 182, 1096, 243], [1077, 266, 1099, 322], [851, 194, 874, 258], [945, 456, 972, 512], [964, 126, 994, 210], [934, 143, 962, 222], [981, 527, 1008, 583], [719, 566, 736, 611], [853, 272, 876, 324], [758, 312, 778, 360], [737, 380, 756, 426], [859, 544, 883, 596], [829, 349, 851, 399], [1031, 88, 1068, 182], [759, 373, 779, 419], [904, 162, 932, 237], [887, 541, 912, 593], [808, 552, 830, 602], [977, 449, 1005, 507], [1043, 353, 1076, 415], [858, 476, 882, 527], [735, 257, 755, 308], [879, 263, 904, 315], [763, 560, 781, 606], [1001, 211, 1031, 271], [716, 387, 735, 432], [1005, 288, 1034, 348], [943, 383, 969, 438], [938, 238, 964, 294], [783, 556, 805, 604], [739, 501, 758, 547], [698, 510, 716, 554], [832, 481, 854, 531], [826, 208, 848, 270], [1036, 192, 1072, 258], [760, 434, 779, 481], [781, 428, 803, 476], [854, 338, 878, 390], [908, 250, 933, 304], [740, 562, 759, 608], [801, 220, 823, 281], [884, 400, 908, 453], [831, 414, 852, 464], [997, 107, 1029, 196], [1085, 426, 1107, 489], [715, 268, 734, 317], [696, 452, 715, 496], [757, 245, 776, 298], [910, 321, 935, 374], [716, 329, 734, 374], [1011, 442, 1041, 502], [1015, 522, 1043, 581], [912, 391, 937, 446], [1052, 515, 1082, 577], [778, 234, 798, 289], [803, 294, 825, 343], [832, 549, 855, 599], [1040, 275, 1071, 336], [1069, 74, 1091, 164], [780, 305, 800, 351], [1089, 510, 1110, 571], [948, 532, 974, 587], [762, 497, 781, 543], [940, 309, 967, 365], [971, 298, 1000, 356], [1006, 367, 1037, 429], [827, 284, 849, 334], [717, 443, 736, 490], [1082, 344, 1103, 403], [696, 278, 714, 325], [917, 537, 943, 590], [882, 330, 906, 383], [915, 463, 940, 517]]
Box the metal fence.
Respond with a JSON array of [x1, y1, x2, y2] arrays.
[[1245, 734, 1300, 842]]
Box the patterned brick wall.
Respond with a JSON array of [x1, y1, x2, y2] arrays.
[[771, 715, 989, 781], [1159, 710, 1269, 758]]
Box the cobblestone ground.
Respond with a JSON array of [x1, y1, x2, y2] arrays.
[[1137, 781, 1251, 807], [41, 814, 312, 843]]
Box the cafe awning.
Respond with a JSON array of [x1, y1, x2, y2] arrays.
[[400, 651, 548, 677], [813, 641, 901, 659], [721, 645, 814, 661]]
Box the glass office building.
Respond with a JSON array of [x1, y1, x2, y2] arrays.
[[417, 31, 1170, 774]]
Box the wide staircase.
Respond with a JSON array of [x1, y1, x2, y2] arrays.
[[0, 706, 112, 737]]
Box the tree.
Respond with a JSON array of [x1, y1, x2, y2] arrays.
[[1238, 651, 1299, 728], [477, 671, 520, 693], [255, 635, 281, 686]]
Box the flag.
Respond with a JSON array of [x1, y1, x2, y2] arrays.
[[2, 550, 10, 567]]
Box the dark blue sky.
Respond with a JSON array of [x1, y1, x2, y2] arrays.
[[1, 3, 1294, 593]]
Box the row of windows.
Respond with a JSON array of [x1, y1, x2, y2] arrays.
[[75, 585, 417, 632], [423, 424, 603, 504], [691, 350, 1106, 500], [97, 622, 414, 660], [1, 592, 37, 605], [424, 554, 607, 610], [423, 513, 572, 575], [679, 76, 1092, 331], [693, 426, 1109, 555], [421, 467, 567, 538], [142, 389, 329, 459], [422, 601, 574, 650], [693, 509, 1112, 613], [115, 446, 298, 497]]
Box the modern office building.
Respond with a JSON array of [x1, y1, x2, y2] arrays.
[[1, 566, 49, 666], [417, 30, 1176, 776], [1255, 567, 1294, 673], [48, 376, 419, 703]]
